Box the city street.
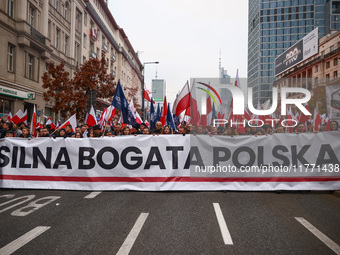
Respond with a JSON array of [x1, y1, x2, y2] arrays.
[[0, 189, 339, 255]]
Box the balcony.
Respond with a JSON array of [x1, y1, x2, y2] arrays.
[[102, 43, 108, 52], [30, 26, 46, 45], [111, 54, 116, 61], [89, 51, 97, 59]]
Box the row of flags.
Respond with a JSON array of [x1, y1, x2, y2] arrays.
[[169, 69, 336, 132], [4, 75, 336, 135]]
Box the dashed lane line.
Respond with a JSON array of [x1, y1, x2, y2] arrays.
[[84, 191, 102, 199], [0, 226, 50, 255], [213, 203, 233, 245], [295, 217, 340, 255], [116, 213, 149, 255]]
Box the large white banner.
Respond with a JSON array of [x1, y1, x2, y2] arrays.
[[0, 132, 339, 191]]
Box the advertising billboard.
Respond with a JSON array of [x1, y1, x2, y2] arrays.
[[275, 27, 319, 76]]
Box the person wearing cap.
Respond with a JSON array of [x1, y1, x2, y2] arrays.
[[103, 128, 113, 137], [131, 124, 142, 135], [57, 128, 67, 138], [5, 130, 14, 138], [92, 125, 102, 137], [140, 123, 147, 132]]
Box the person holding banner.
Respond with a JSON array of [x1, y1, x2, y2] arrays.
[[19, 127, 32, 139], [57, 128, 67, 138], [65, 125, 75, 137], [142, 127, 150, 135], [295, 123, 306, 134], [121, 126, 131, 135], [276, 126, 285, 133], [330, 121, 339, 131], [113, 123, 122, 136], [162, 125, 172, 135], [152, 121, 162, 135]]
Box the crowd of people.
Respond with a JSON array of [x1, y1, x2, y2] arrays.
[[0, 116, 339, 139]]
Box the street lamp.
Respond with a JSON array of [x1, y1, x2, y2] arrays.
[[142, 61, 159, 118]]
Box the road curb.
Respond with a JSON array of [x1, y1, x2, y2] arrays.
[[334, 191, 340, 198]]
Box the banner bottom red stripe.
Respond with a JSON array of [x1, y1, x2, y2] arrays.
[[1, 175, 340, 183]]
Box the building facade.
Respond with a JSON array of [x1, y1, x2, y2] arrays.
[[0, 0, 143, 122], [248, 0, 330, 106], [274, 30, 340, 113]]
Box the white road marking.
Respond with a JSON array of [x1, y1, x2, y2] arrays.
[[84, 191, 102, 199], [0, 226, 50, 255], [295, 217, 340, 254], [213, 203, 233, 245], [116, 213, 149, 255]]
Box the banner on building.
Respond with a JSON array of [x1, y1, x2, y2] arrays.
[[0, 132, 339, 191], [275, 27, 318, 76]]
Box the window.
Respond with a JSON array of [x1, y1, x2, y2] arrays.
[[83, 56, 86, 64], [7, 43, 14, 72], [315, 65, 318, 72], [314, 77, 318, 85], [65, 36, 68, 55], [48, 20, 51, 39], [7, 0, 14, 18], [29, 5, 35, 27], [334, 71, 338, 79], [64, 1, 69, 20], [56, 28, 60, 49], [334, 58, 338, 66], [326, 73, 330, 82], [90, 42, 94, 52], [56, 0, 59, 11], [84, 12, 87, 26], [83, 34, 86, 48], [76, 9, 81, 31], [326, 61, 330, 69], [27, 54, 34, 80]]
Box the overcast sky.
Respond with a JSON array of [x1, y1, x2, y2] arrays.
[[108, 0, 249, 103]]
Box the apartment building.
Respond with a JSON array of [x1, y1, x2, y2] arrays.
[[275, 30, 340, 96], [0, 0, 143, 122]]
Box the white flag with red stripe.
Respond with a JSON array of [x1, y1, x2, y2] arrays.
[[85, 105, 97, 127], [59, 114, 77, 132], [172, 81, 190, 117], [6, 112, 12, 123]]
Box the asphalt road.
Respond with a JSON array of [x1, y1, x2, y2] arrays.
[[0, 189, 339, 255]]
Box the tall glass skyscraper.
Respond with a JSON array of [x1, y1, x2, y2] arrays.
[[248, 0, 330, 105]]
